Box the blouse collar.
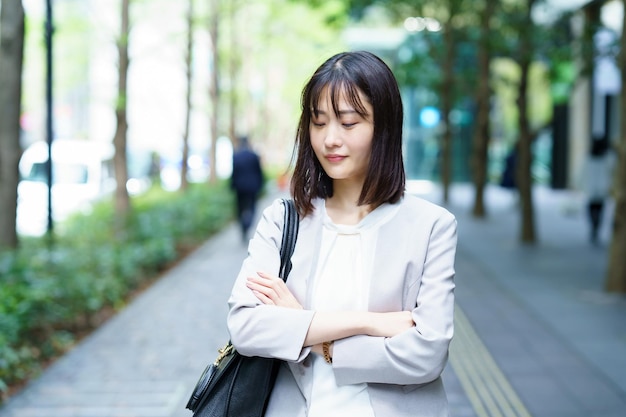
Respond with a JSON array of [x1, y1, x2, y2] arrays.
[[313, 198, 400, 235]]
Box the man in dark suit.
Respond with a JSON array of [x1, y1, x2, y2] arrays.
[[231, 136, 264, 242]]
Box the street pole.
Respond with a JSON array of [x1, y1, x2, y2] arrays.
[[45, 0, 54, 237]]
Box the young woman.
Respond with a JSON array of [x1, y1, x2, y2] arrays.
[[227, 51, 457, 417]]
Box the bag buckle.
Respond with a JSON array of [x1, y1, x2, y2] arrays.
[[214, 343, 234, 366]]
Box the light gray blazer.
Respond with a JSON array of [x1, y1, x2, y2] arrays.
[[227, 194, 457, 417]]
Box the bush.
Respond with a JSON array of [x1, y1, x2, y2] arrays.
[[0, 182, 234, 402]]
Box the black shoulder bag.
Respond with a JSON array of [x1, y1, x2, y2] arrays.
[[186, 198, 299, 417]]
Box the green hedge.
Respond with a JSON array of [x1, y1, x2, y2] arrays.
[[0, 182, 234, 400]]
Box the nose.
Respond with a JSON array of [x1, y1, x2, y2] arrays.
[[324, 123, 342, 148]]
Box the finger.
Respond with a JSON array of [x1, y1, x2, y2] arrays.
[[246, 279, 272, 294], [253, 273, 289, 299], [249, 274, 279, 291], [252, 290, 275, 305], [257, 271, 284, 284], [246, 280, 266, 295], [247, 280, 279, 301]]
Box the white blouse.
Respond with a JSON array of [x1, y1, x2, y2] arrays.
[[308, 201, 399, 417]]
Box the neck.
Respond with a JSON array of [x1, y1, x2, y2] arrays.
[[325, 180, 372, 225]]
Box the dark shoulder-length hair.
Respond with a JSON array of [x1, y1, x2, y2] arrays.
[[289, 50, 405, 217]]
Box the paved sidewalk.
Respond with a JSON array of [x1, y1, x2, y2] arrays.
[[1, 184, 625, 417], [430, 182, 626, 417], [0, 200, 254, 417]]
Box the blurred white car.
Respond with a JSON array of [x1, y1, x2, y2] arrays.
[[17, 140, 117, 236]]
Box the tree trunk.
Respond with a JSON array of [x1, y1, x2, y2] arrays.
[[516, 0, 537, 244], [180, 0, 194, 191], [440, 19, 454, 204], [228, 0, 239, 143], [0, 0, 24, 249], [113, 0, 131, 225], [471, 0, 495, 218], [208, 0, 220, 184], [605, 0, 626, 293]]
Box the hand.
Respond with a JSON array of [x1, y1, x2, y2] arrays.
[[246, 271, 303, 309], [367, 311, 415, 338]]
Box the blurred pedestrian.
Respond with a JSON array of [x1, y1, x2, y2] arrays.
[[230, 135, 264, 242], [500, 147, 517, 190], [583, 139, 615, 245], [227, 51, 457, 416]]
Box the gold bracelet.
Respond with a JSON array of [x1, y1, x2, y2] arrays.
[[322, 341, 333, 364]]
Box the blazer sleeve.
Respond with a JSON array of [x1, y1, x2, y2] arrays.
[[332, 208, 457, 386], [226, 198, 315, 362]]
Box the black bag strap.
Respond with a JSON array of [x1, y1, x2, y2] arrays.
[[278, 199, 299, 281]]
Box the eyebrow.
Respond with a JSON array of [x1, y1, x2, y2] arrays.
[[312, 109, 360, 116]]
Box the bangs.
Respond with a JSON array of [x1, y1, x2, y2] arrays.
[[292, 51, 405, 217], [308, 73, 370, 119]]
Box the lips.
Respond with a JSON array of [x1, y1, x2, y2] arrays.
[[325, 154, 346, 163]]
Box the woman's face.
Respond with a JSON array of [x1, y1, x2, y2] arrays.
[[310, 88, 374, 187]]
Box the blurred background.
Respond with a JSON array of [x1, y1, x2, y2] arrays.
[[3, 0, 623, 236], [1, 0, 626, 410], [2, 1, 620, 220]]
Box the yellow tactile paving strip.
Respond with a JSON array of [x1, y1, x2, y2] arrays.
[[449, 307, 533, 417]]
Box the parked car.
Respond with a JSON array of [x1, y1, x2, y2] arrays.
[[17, 139, 117, 236]]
